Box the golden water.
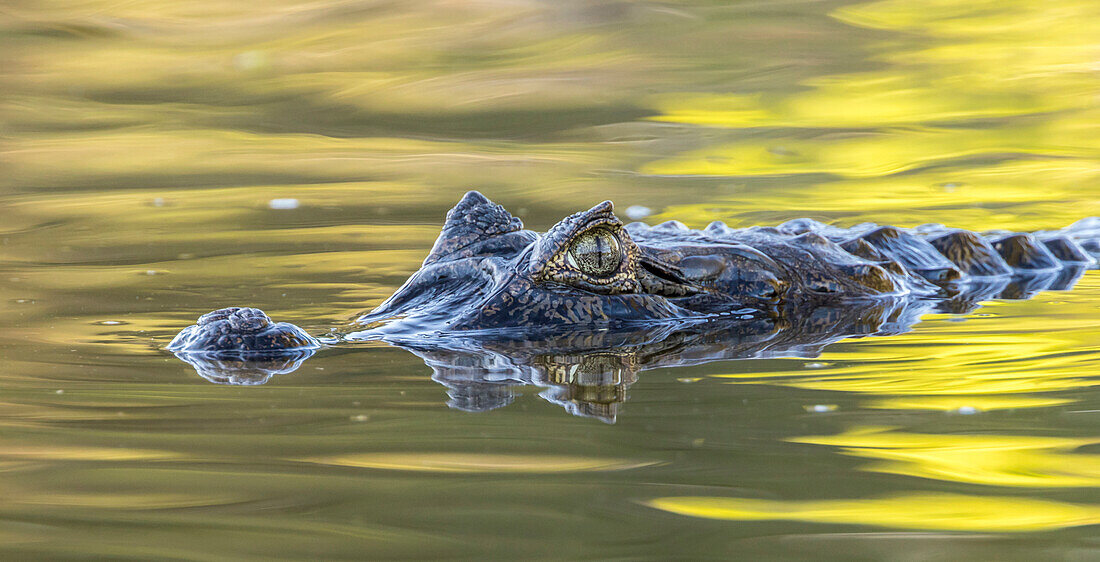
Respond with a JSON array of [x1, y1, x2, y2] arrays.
[[1, 0, 1098, 558]]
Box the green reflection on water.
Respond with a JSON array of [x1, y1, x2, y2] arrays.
[[1, 0, 1099, 558]]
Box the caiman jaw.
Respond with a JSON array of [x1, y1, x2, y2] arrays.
[[636, 253, 704, 298]]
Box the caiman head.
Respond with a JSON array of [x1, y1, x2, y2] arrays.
[[354, 191, 814, 335]]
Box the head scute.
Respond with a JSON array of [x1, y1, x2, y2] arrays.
[[522, 200, 643, 295], [528, 201, 622, 270], [424, 191, 525, 265]]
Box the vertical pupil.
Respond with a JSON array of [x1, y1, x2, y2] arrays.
[[594, 232, 605, 269], [569, 228, 620, 276]]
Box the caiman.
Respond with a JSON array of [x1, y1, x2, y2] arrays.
[[168, 190, 1099, 355]]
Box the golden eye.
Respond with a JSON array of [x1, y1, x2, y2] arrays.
[[566, 228, 622, 276]]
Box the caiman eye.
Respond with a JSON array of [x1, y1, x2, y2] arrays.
[[566, 228, 622, 276]]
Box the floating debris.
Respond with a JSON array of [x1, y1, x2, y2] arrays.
[[625, 205, 653, 220], [268, 198, 300, 210], [804, 404, 838, 413]]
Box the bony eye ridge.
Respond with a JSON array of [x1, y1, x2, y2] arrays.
[[566, 228, 622, 276]]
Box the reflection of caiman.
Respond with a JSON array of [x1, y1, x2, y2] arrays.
[[169, 192, 1099, 420]]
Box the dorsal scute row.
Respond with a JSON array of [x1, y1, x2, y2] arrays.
[[627, 216, 1099, 297]]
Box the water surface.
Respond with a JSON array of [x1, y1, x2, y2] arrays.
[[1, 0, 1099, 558]]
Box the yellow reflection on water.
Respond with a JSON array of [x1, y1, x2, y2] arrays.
[[645, 124, 1100, 230], [303, 453, 661, 473], [642, 0, 1100, 230], [646, 493, 1100, 532], [715, 273, 1100, 405], [0, 445, 178, 463], [864, 395, 1072, 412], [791, 426, 1100, 488], [651, 0, 1100, 129], [642, 121, 1100, 180]]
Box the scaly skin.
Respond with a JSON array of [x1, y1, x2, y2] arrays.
[[167, 307, 320, 353], [169, 191, 1099, 354]]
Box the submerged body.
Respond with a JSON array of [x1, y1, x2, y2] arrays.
[[168, 191, 1099, 353]]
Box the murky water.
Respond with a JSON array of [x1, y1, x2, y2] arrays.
[[2, 0, 1099, 558]]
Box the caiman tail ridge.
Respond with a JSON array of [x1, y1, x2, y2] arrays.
[[169, 191, 1099, 353]]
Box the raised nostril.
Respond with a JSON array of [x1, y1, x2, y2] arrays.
[[227, 307, 272, 332], [197, 307, 241, 325]]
